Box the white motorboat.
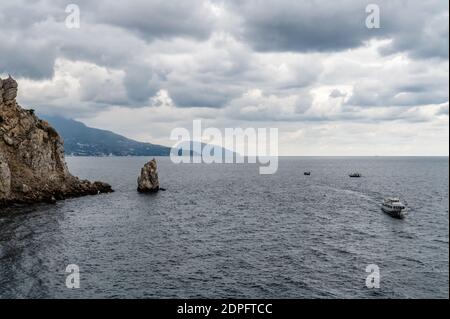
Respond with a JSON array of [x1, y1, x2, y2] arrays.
[[381, 197, 407, 218]]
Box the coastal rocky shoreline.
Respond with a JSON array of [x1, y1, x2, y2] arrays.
[[0, 76, 113, 208]]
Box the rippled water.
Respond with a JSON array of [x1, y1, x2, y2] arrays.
[[0, 157, 448, 298]]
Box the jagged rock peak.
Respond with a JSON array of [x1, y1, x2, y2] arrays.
[[137, 158, 160, 193], [0, 75, 18, 105]]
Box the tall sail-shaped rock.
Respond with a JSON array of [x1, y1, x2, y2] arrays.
[[137, 158, 160, 193]]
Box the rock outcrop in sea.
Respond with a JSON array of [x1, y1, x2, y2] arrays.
[[137, 158, 160, 193], [0, 76, 113, 207]]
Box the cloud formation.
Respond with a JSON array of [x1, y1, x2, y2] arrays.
[[0, 0, 448, 155]]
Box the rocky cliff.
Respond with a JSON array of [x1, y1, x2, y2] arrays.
[[0, 76, 113, 207]]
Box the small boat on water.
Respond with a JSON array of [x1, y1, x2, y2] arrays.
[[349, 172, 362, 177], [381, 197, 407, 219], [304, 171, 311, 176]]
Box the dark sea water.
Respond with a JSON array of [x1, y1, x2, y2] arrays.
[[0, 157, 448, 298]]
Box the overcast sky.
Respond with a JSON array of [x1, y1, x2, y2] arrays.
[[1, 0, 448, 155]]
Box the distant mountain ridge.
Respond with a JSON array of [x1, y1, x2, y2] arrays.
[[43, 116, 171, 156]]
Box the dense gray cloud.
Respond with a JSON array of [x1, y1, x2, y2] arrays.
[[226, 0, 380, 52], [378, 5, 449, 59], [123, 64, 160, 103], [437, 103, 449, 116], [347, 64, 449, 107], [95, 0, 216, 41], [0, 0, 448, 139], [0, 34, 57, 79], [0, 0, 215, 80], [170, 84, 238, 108], [225, 0, 449, 59], [329, 89, 347, 99]]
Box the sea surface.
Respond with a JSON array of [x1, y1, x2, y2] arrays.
[[0, 157, 448, 298]]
